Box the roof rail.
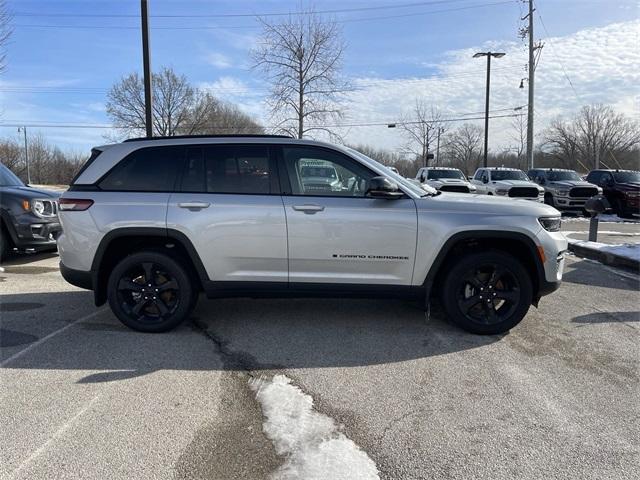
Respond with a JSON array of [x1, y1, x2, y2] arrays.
[[123, 134, 293, 142]]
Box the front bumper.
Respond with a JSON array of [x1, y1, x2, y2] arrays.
[[3, 211, 61, 251], [553, 196, 591, 210]]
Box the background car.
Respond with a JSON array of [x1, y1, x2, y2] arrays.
[[528, 168, 600, 212], [585, 169, 640, 218], [416, 167, 476, 193], [0, 164, 61, 260], [471, 167, 544, 202]]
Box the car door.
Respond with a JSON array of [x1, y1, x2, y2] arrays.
[[471, 170, 488, 194], [166, 144, 288, 283], [279, 145, 418, 285]]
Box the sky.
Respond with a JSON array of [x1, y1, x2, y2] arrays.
[[0, 0, 638, 157]]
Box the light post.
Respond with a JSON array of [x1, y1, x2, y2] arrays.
[[17, 127, 31, 184], [435, 127, 445, 166], [473, 51, 505, 167]]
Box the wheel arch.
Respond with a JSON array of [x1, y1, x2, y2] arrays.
[[422, 230, 545, 305], [91, 227, 209, 306]]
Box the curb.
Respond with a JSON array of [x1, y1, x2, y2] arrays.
[[568, 242, 640, 272]]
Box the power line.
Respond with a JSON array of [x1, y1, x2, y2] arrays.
[[10, 0, 495, 19], [11, 1, 517, 31], [0, 112, 524, 131]]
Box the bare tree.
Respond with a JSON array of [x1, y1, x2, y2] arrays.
[[544, 104, 640, 170], [106, 67, 263, 137], [442, 123, 483, 175], [510, 114, 527, 170], [251, 11, 348, 139], [0, 0, 11, 74], [399, 100, 447, 168], [107, 67, 197, 136], [0, 139, 22, 173]]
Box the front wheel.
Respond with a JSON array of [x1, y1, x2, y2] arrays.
[[107, 251, 196, 332], [441, 251, 533, 335]]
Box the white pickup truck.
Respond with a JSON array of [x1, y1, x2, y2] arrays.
[[471, 167, 544, 202]]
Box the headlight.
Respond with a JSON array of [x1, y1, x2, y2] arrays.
[[597, 187, 603, 194], [27, 198, 57, 218], [495, 188, 509, 195], [557, 189, 569, 196], [33, 200, 46, 216], [539, 216, 562, 232], [469, 185, 477, 191]]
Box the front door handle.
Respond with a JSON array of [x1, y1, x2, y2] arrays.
[[178, 201, 211, 210], [292, 204, 325, 214]]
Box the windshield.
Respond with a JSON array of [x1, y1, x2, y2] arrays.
[[345, 147, 436, 196], [547, 171, 581, 181], [427, 169, 465, 180], [0, 164, 25, 187], [491, 170, 528, 181], [613, 171, 640, 183], [300, 166, 337, 179]]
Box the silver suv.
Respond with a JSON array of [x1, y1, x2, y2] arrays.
[[58, 135, 567, 335]]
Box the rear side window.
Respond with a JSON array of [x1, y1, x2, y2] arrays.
[[99, 146, 183, 192], [181, 144, 273, 194]]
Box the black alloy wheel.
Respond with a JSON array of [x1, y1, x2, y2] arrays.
[[107, 251, 195, 332], [441, 251, 533, 335]]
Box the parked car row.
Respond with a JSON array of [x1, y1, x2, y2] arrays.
[[412, 166, 639, 218]]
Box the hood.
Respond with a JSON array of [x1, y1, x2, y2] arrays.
[[417, 192, 559, 217], [426, 179, 472, 187], [492, 179, 541, 189], [0, 185, 61, 199], [547, 180, 597, 188], [615, 182, 640, 191]]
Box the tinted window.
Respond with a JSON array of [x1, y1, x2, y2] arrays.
[[474, 170, 484, 180], [586, 171, 601, 183], [283, 146, 375, 197], [491, 170, 528, 181], [99, 146, 182, 191], [181, 144, 272, 194], [547, 171, 581, 181], [613, 171, 640, 183]]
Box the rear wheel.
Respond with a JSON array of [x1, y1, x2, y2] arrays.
[[441, 251, 533, 335], [0, 222, 13, 262], [107, 251, 195, 332]]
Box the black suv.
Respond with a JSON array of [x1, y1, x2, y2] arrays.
[[585, 169, 640, 218], [0, 164, 61, 259]]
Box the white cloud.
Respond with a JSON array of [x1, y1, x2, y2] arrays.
[[338, 20, 640, 152], [200, 76, 250, 96], [205, 52, 232, 69]]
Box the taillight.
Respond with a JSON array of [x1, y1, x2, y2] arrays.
[[59, 198, 94, 211]]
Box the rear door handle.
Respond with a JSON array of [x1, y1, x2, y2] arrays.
[[292, 204, 325, 214], [178, 201, 211, 210]]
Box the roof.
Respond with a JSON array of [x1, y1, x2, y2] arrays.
[[123, 134, 291, 143]]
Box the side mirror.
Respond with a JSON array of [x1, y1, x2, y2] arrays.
[[482, 177, 488, 184], [366, 176, 404, 199], [539, 178, 546, 185]]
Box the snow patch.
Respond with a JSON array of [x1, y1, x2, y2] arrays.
[[249, 375, 379, 480], [562, 214, 640, 224], [569, 239, 640, 262], [563, 230, 640, 237]]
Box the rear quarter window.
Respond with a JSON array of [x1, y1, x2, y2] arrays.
[[99, 146, 183, 192]]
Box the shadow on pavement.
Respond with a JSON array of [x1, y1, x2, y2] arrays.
[[562, 258, 639, 291], [572, 311, 640, 324], [0, 291, 502, 380], [0, 251, 58, 267]]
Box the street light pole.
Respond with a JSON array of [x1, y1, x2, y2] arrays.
[[473, 51, 505, 168], [436, 127, 444, 166], [141, 0, 153, 138], [17, 127, 30, 184]]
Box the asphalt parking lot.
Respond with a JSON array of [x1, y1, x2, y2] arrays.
[[1, 251, 639, 480]]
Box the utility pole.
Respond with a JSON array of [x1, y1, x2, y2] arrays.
[[474, 51, 505, 168], [436, 127, 444, 166], [525, 0, 535, 170], [141, 0, 153, 138], [17, 127, 30, 184]]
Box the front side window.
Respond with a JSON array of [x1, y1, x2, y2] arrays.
[[99, 146, 183, 191], [474, 170, 484, 180], [181, 145, 272, 194], [283, 146, 375, 197]]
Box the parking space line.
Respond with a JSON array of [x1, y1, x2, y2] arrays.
[[1, 394, 101, 480], [0, 309, 107, 368]]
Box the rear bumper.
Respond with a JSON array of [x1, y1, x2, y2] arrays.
[[60, 262, 93, 290]]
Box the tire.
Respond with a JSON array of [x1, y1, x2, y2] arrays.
[[107, 251, 196, 332], [0, 222, 13, 262], [440, 250, 533, 335], [544, 193, 554, 207]]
